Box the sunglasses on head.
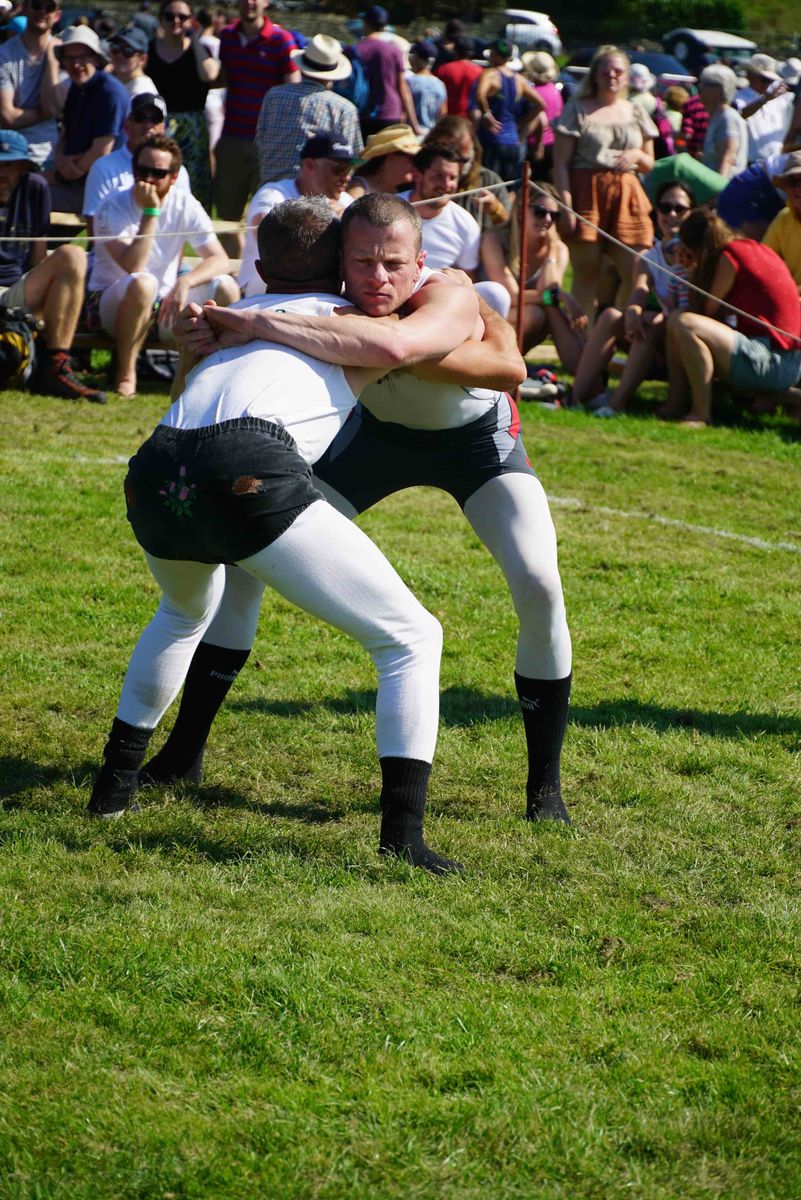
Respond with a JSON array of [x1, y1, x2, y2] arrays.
[[658, 201, 690, 215], [135, 164, 172, 180], [163, 9, 192, 20], [530, 204, 557, 219]]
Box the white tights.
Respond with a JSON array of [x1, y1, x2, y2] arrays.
[[116, 500, 442, 761], [202, 472, 572, 681]]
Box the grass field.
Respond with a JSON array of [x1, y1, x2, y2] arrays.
[[1, 385, 800, 1199]]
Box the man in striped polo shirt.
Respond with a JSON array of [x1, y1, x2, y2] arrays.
[[214, 0, 299, 257]]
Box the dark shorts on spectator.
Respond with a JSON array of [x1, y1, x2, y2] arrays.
[[729, 334, 801, 393]]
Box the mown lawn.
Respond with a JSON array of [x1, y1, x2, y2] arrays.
[[1, 388, 799, 1199]]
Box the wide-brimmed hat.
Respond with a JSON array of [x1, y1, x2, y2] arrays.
[[772, 151, 801, 186], [358, 123, 420, 163], [742, 52, 779, 80], [291, 34, 351, 82], [521, 50, 557, 83], [780, 57, 801, 85], [0, 129, 30, 162], [55, 25, 109, 67]]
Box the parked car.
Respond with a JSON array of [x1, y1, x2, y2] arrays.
[[502, 9, 562, 56], [565, 47, 695, 88], [662, 28, 757, 75]]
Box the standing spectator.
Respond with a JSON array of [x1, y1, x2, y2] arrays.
[[0, 129, 106, 401], [51, 27, 130, 213], [435, 34, 481, 117], [239, 132, 356, 295], [256, 34, 362, 185], [521, 51, 563, 180], [475, 40, 545, 180], [109, 25, 157, 99], [147, 0, 221, 211], [763, 153, 801, 291], [664, 85, 689, 137], [356, 5, 419, 136], [628, 62, 657, 117], [215, 0, 299, 258], [680, 88, 709, 158], [433, 17, 465, 69], [346, 122, 418, 198], [699, 64, 747, 178], [738, 54, 794, 162], [88, 133, 238, 396], [83, 92, 190, 234], [0, 0, 62, 170], [406, 39, 446, 135], [132, 0, 160, 41], [196, 7, 225, 153]]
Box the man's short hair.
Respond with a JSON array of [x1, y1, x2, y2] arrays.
[[133, 132, 183, 173], [341, 193, 423, 254], [414, 140, 464, 175], [257, 197, 341, 283]]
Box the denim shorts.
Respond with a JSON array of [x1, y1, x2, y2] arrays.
[[124, 417, 322, 563], [729, 334, 801, 393]]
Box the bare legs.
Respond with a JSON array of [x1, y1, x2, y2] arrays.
[[22, 243, 86, 349], [663, 311, 735, 425]]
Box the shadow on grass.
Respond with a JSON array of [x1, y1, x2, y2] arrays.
[[157, 783, 345, 824], [0, 757, 97, 804]]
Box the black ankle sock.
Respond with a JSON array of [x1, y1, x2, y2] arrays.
[[88, 717, 153, 818], [515, 672, 572, 824], [140, 643, 250, 784], [378, 757, 463, 876]]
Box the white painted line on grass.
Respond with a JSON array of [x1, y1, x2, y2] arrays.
[[548, 495, 801, 555]]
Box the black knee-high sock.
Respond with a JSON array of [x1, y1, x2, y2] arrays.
[[514, 672, 572, 824], [140, 642, 250, 785], [87, 717, 154, 817], [378, 757, 463, 876]]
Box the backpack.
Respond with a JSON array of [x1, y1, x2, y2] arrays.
[[334, 51, 372, 117], [652, 97, 676, 160], [0, 305, 40, 387]]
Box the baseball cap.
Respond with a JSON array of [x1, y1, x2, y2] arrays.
[[111, 24, 150, 54], [0, 130, 30, 162], [130, 92, 168, 121], [362, 5, 388, 26], [300, 133, 356, 161], [410, 39, 437, 61]]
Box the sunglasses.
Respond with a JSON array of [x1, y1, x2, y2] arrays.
[[132, 111, 163, 123], [111, 45, 139, 57], [163, 10, 192, 20], [135, 164, 173, 180], [530, 205, 557, 219], [658, 201, 690, 215]]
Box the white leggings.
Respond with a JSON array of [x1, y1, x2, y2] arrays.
[[116, 500, 442, 761], [203, 472, 572, 681]]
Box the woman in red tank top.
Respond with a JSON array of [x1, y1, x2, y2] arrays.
[[662, 209, 801, 426]]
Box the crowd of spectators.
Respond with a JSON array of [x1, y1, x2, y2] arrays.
[[0, 4, 800, 422]]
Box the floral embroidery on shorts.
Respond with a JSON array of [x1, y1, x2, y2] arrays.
[[160, 464, 196, 520]]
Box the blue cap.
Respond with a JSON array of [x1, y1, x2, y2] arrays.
[[410, 39, 438, 61], [362, 5, 388, 26], [0, 130, 30, 162], [300, 133, 356, 161]]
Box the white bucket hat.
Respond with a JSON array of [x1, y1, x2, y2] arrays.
[[291, 34, 352, 83], [55, 25, 110, 68]]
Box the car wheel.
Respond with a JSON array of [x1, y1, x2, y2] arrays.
[[534, 39, 552, 51]]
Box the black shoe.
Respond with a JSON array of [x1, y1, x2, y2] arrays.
[[86, 766, 140, 819], [139, 748, 204, 787], [34, 352, 108, 404]]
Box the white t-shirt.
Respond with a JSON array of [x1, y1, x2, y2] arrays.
[[0, 35, 59, 167], [746, 89, 794, 162], [239, 178, 354, 297], [90, 183, 216, 294], [83, 145, 191, 218], [400, 191, 481, 271], [163, 292, 357, 465], [125, 74, 159, 98]]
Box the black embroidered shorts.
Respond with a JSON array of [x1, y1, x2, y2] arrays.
[[124, 417, 323, 563]]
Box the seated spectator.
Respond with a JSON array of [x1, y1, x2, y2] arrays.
[[628, 63, 657, 117], [475, 40, 545, 181], [434, 34, 480, 117], [406, 39, 446, 135], [571, 180, 694, 414], [109, 24, 157, 99], [496, 183, 587, 371], [400, 138, 510, 315], [425, 115, 511, 231], [239, 131, 356, 296], [50, 27, 129, 213], [83, 92, 190, 235], [764, 153, 801, 291], [663, 209, 801, 425], [521, 51, 563, 180], [255, 34, 362, 185], [739, 53, 794, 162], [717, 152, 789, 240], [698, 65, 747, 179], [0, 129, 105, 401], [347, 123, 418, 199], [0, 0, 62, 170], [87, 133, 238, 396]]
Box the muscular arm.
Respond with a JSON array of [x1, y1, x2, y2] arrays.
[[202, 278, 480, 368], [411, 297, 526, 389]]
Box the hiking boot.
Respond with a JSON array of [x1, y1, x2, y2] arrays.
[[33, 351, 108, 404]]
